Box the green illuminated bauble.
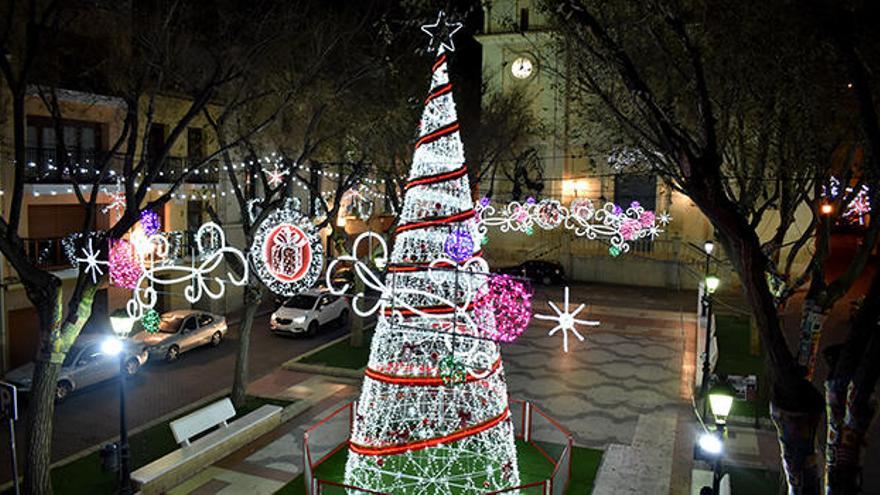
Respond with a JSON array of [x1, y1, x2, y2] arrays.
[[609, 246, 621, 257], [142, 309, 161, 333]]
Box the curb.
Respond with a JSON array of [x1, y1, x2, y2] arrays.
[[280, 323, 374, 380], [282, 362, 365, 379]]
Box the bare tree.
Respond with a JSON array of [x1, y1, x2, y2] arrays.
[[0, 1, 298, 492], [548, 1, 879, 493]]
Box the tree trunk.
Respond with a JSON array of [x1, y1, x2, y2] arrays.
[[231, 283, 261, 409], [797, 299, 828, 380], [824, 377, 870, 494], [24, 359, 61, 494], [770, 403, 823, 495]]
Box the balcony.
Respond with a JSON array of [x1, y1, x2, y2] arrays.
[[23, 147, 219, 184]]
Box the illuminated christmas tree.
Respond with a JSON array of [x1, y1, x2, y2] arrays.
[[343, 14, 521, 494]]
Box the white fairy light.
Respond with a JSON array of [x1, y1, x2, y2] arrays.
[[534, 286, 600, 353]]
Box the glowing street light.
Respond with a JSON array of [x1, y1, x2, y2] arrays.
[[705, 275, 720, 294], [100, 337, 124, 356], [703, 240, 715, 255], [708, 386, 735, 425], [820, 202, 833, 216], [698, 432, 723, 456]]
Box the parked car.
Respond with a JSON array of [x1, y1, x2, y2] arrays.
[[270, 289, 349, 336], [497, 260, 566, 285], [4, 334, 148, 402], [130, 310, 227, 362]]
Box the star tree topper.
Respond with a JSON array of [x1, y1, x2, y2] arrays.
[[421, 10, 463, 53], [534, 286, 600, 353]]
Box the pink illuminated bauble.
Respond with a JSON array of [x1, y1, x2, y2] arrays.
[[109, 239, 142, 289], [473, 274, 533, 343]]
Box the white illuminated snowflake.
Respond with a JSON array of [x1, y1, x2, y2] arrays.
[[534, 286, 599, 353], [658, 212, 672, 225], [75, 238, 109, 284], [265, 165, 288, 188], [102, 179, 126, 214]]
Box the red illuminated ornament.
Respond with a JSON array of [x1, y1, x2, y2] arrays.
[[264, 224, 311, 282]]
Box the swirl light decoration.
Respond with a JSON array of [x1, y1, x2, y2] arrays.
[[249, 199, 324, 297], [125, 222, 248, 319], [331, 38, 522, 493], [475, 197, 671, 256]]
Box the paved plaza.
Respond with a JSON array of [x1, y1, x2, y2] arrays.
[[167, 283, 781, 494]]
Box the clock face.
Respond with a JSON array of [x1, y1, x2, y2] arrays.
[[511, 56, 534, 79]]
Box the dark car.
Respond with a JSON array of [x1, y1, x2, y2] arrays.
[[497, 260, 566, 285]]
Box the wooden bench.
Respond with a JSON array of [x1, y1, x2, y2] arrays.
[[131, 398, 283, 494]]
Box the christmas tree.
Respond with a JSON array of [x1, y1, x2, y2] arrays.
[[343, 36, 521, 495]]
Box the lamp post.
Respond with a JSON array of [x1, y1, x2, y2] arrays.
[[106, 311, 136, 495], [706, 385, 734, 494], [703, 240, 714, 275], [700, 274, 720, 418]]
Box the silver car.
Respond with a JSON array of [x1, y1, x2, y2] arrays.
[[130, 310, 227, 362], [4, 334, 149, 402]]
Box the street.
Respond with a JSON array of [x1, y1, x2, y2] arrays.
[[0, 306, 348, 484]]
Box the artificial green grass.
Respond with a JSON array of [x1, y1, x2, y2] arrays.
[[714, 313, 770, 418], [299, 331, 373, 370], [274, 441, 603, 494], [42, 395, 293, 495], [728, 466, 782, 494]]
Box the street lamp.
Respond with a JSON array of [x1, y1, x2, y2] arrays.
[[704, 275, 720, 295], [107, 311, 136, 495], [708, 386, 734, 425], [704, 384, 735, 494], [700, 274, 721, 418], [703, 240, 714, 276]]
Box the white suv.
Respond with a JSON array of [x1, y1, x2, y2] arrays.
[[270, 290, 349, 336]]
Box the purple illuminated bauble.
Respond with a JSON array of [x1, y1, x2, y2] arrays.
[[444, 229, 474, 263], [139, 209, 161, 236], [474, 274, 533, 343]]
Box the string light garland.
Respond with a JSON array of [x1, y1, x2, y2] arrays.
[[476, 197, 669, 256], [249, 199, 324, 297]]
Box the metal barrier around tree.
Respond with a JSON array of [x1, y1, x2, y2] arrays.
[[303, 398, 572, 495]]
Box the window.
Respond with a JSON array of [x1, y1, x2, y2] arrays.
[[78, 345, 102, 365], [187, 128, 204, 160], [147, 123, 166, 158], [614, 174, 657, 211], [519, 8, 529, 31], [198, 314, 214, 326], [182, 317, 198, 332], [26, 117, 102, 166]]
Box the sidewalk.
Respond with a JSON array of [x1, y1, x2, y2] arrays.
[[168, 369, 358, 494]]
